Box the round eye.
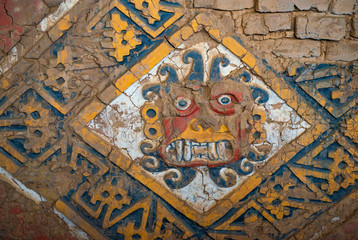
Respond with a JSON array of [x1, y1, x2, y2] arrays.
[[174, 97, 191, 110], [218, 95, 232, 105]]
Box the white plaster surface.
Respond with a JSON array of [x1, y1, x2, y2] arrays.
[[88, 42, 310, 213], [0, 167, 46, 204], [0, 0, 80, 76], [54, 209, 90, 240], [38, 0, 80, 32]]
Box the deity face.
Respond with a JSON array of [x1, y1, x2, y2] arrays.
[[141, 65, 268, 168], [159, 77, 255, 167]]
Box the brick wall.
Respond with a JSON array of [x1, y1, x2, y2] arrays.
[[192, 0, 357, 68]]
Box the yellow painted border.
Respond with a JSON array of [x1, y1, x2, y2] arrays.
[[214, 200, 275, 231], [115, 42, 173, 91], [71, 15, 329, 227], [56, 199, 109, 240], [88, 1, 183, 38]]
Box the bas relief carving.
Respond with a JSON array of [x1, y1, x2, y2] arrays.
[[89, 41, 309, 212], [140, 51, 273, 190], [3, 0, 357, 238], [141, 63, 271, 167]]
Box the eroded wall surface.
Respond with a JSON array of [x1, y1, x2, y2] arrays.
[[0, 0, 357, 239]]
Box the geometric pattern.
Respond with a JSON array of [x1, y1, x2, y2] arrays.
[[0, 1, 357, 239], [294, 64, 357, 118]]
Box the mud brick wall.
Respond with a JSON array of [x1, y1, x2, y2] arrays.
[[0, 0, 357, 239]]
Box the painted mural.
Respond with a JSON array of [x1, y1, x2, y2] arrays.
[[0, 0, 357, 239], [88, 40, 310, 214]]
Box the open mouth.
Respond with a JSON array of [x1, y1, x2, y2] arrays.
[[164, 139, 233, 166]]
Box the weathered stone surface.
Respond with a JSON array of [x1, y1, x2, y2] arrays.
[[0, 50, 4, 61], [193, 0, 215, 8], [273, 39, 321, 58], [19, 28, 42, 47], [352, 16, 358, 37], [331, 0, 357, 15], [257, 0, 330, 12], [11, 59, 33, 75], [242, 13, 268, 35], [257, 0, 295, 12], [215, 0, 255, 10], [264, 13, 291, 31], [326, 41, 358, 61], [5, 0, 49, 26], [295, 15, 346, 41], [25, 34, 52, 59], [294, 0, 330, 11], [217, 13, 235, 35], [43, 0, 64, 8], [193, 0, 254, 10]]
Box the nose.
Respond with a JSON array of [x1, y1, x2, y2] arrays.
[[193, 104, 219, 131]]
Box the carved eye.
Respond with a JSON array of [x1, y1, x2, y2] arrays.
[[218, 95, 232, 105], [174, 96, 191, 111]]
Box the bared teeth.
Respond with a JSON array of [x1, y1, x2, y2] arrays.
[[165, 142, 176, 164], [207, 142, 217, 161], [175, 140, 183, 162], [192, 143, 207, 154], [166, 139, 233, 165], [216, 141, 225, 160], [216, 140, 233, 160], [183, 140, 192, 162]]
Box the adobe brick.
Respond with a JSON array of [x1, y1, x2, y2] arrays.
[[215, 0, 255, 10], [351, 16, 358, 37], [193, 0, 215, 8], [295, 15, 346, 41], [273, 39, 321, 58], [264, 13, 291, 31], [257, 0, 330, 12], [331, 0, 357, 15], [326, 41, 358, 61], [242, 13, 268, 35]]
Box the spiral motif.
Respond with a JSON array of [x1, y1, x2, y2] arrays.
[[140, 140, 159, 155], [140, 156, 160, 169], [164, 168, 197, 189], [219, 167, 238, 186], [164, 169, 182, 182], [236, 158, 254, 175], [209, 166, 237, 188]]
